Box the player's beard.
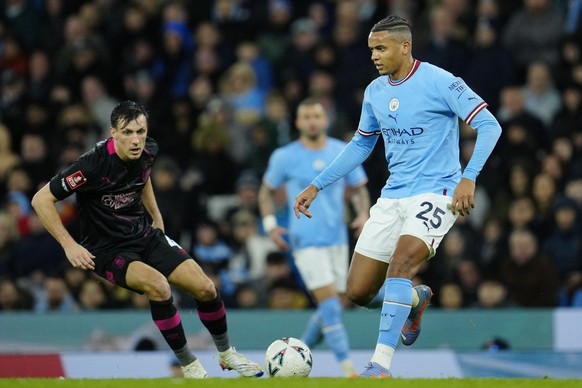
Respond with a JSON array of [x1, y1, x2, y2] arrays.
[[305, 128, 324, 142]]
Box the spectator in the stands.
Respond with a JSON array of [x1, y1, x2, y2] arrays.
[[498, 228, 559, 307]]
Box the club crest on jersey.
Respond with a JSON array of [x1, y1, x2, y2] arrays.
[[313, 159, 326, 171], [389, 98, 399, 111], [65, 171, 87, 190]]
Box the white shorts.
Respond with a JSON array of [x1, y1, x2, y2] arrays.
[[293, 245, 349, 292], [355, 193, 458, 263]]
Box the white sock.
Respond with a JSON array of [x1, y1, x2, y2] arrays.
[[370, 343, 395, 370], [412, 287, 420, 309]]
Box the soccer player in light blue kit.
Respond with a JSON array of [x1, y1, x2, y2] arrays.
[[294, 16, 502, 377], [259, 98, 370, 377]]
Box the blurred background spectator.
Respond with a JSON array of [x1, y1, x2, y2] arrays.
[[498, 228, 559, 307]]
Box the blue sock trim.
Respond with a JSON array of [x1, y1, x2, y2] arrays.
[[377, 278, 412, 348], [319, 297, 341, 325], [319, 297, 350, 361], [300, 310, 321, 347]]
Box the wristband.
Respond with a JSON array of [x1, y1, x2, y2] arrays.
[[262, 214, 277, 233]]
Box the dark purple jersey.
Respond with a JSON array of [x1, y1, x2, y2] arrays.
[[49, 137, 158, 250]]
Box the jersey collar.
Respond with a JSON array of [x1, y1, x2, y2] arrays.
[[388, 59, 420, 86], [106, 138, 116, 155]]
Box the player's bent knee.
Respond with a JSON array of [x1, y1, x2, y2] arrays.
[[346, 286, 373, 306], [141, 276, 172, 301], [192, 278, 218, 301]]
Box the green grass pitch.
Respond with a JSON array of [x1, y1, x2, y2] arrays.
[[1, 379, 582, 388]]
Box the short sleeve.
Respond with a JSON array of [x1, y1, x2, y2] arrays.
[[49, 151, 98, 200], [263, 148, 288, 189]]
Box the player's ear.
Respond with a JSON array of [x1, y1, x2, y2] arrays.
[[401, 40, 411, 55]]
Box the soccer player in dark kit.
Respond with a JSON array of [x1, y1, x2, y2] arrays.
[[31, 100, 263, 378]]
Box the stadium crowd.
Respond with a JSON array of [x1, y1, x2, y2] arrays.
[[0, 0, 582, 313]]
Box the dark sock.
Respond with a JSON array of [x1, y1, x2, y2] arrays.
[[196, 294, 230, 352], [174, 345, 196, 367], [150, 297, 195, 366]]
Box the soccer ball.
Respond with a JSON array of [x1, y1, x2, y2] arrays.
[[264, 337, 313, 377]]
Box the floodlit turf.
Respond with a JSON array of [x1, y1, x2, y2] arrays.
[[1, 379, 582, 388]]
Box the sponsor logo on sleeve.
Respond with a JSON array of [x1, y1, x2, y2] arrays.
[[65, 171, 87, 190], [60, 178, 69, 192]]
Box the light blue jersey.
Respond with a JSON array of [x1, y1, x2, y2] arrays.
[[264, 138, 367, 249], [312, 60, 501, 198]]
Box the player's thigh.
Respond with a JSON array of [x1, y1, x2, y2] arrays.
[[93, 248, 145, 292], [354, 198, 402, 263], [348, 198, 400, 298], [145, 230, 217, 300], [125, 260, 170, 298], [399, 193, 458, 260], [167, 260, 216, 300], [388, 235, 432, 278], [293, 246, 337, 292], [346, 251, 388, 303]]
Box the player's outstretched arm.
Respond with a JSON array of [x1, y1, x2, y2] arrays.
[[31, 183, 95, 270], [293, 184, 319, 219]]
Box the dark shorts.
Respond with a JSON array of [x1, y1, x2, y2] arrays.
[[92, 228, 191, 291]]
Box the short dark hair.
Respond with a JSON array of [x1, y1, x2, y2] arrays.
[[371, 15, 412, 34], [110, 100, 149, 130]]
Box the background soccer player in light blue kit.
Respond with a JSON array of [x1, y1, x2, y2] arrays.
[[259, 98, 370, 377], [294, 16, 502, 377]]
